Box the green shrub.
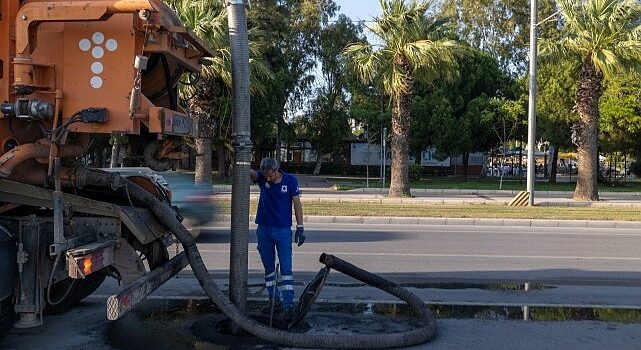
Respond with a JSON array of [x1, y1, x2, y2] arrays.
[[409, 164, 422, 181], [594, 308, 641, 323], [629, 161, 641, 177]]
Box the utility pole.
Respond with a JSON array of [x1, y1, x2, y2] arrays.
[[380, 126, 383, 188], [527, 0, 538, 206], [226, 0, 251, 334], [366, 124, 370, 188]]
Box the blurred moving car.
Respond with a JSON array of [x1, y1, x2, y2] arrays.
[[102, 168, 217, 239]]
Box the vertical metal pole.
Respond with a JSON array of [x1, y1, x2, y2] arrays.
[[51, 157, 66, 256], [523, 282, 530, 321], [226, 0, 251, 334], [366, 125, 370, 188], [382, 127, 387, 189], [527, 0, 538, 206], [380, 126, 383, 188]]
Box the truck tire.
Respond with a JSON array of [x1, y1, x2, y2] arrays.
[[44, 270, 107, 315], [0, 295, 16, 340], [140, 239, 169, 270]]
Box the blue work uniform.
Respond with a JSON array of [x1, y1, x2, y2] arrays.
[[255, 170, 300, 308]]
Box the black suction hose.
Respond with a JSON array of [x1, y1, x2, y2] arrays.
[[320, 253, 437, 334], [81, 169, 437, 348]]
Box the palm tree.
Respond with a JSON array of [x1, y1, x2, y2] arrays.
[[540, 0, 641, 201], [343, 0, 461, 197], [167, 0, 271, 184]]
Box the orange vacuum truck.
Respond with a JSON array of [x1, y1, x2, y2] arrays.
[[0, 0, 214, 335]]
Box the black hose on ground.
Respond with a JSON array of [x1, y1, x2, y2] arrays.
[[320, 253, 437, 335], [80, 169, 437, 348]]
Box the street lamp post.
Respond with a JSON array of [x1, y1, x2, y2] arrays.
[[527, 0, 538, 206]]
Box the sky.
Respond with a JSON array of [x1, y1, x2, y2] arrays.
[[334, 0, 381, 22], [298, 1, 382, 117]]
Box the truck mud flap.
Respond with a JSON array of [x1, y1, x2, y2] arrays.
[[118, 206, 172, 245]]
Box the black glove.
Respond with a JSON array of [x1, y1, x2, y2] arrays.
[[294, 226, 305, 246]]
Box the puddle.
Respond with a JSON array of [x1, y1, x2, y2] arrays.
[[402, 282, 552, 291], [326, 282, 553, 291]]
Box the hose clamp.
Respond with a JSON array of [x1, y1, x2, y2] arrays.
[[226, 0, 251, 8], [231, 132, 253, 151]]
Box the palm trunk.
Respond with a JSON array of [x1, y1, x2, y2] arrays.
[[574, 57, 603, 201], [109, 143, 120, 168], [388, 91, 411, 197], [217, 143, 226, 178], [195, 138, 212, 185], [462, 152, 469, 182]]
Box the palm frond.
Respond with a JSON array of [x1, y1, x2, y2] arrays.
[[382, 64, 410, 99], [615, 40, 641, 63], [168, 0, 273, 96], [248, 58, 275, 96], [402, 39, 458, 70], [344, 0, 461, 100], [540, 36, 584, 63], [541, 0, 641, 79], [342, 43, 382, 84]]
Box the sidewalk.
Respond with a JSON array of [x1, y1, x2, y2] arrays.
[[92, 273, 641, 309], [84, 273, 641, 350]]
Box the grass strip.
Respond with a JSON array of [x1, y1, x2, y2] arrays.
[[326, 179, 641, 192], [216, 200, 641, 221]]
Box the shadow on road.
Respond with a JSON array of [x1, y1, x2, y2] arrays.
[[194, 228, 408, 244]]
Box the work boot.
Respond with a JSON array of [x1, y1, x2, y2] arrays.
[[283, 306, 294, 322], [261, 300, 283, 315]]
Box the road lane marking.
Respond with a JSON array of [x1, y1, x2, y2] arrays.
[[194, 249, 641, 262]]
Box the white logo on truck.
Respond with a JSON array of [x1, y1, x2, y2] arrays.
[[78, 32, 119, 89]]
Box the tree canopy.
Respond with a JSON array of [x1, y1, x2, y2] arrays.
[[168, 0, 641, 195]]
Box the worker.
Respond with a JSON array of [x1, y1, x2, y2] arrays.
[[250, 157, 305, 321]]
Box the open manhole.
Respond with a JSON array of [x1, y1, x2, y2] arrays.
[[106, 299, 425, 350]]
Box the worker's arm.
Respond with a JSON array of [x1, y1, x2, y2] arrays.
[[293, 196, 303, 226], [293, 195, 305, 246], [250, 169, 258, 182]]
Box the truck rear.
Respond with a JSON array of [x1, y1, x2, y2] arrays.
[[0, 0, 213, 335]]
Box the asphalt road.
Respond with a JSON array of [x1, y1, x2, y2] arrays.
[[195, 222, 641, 285], [5, 222, 641, 350]]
